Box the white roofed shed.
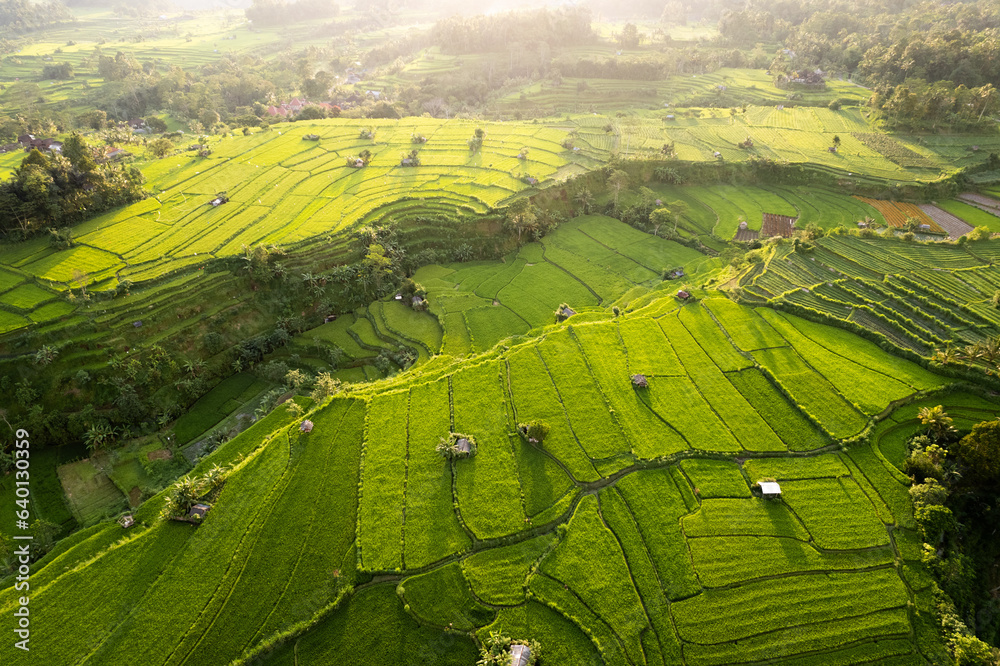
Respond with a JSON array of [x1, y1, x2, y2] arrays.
[[759, 481, 782, 497]]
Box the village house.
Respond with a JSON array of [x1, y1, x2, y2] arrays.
[[17, 134, 63, 154], [266, 98, 337, 118], [104, 146, 128, 161]]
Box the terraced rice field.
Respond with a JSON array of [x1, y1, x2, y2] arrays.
[[562, 106, 989, 182], [739, 234, 1000, 353], [1, 106, 991, 337], [411, 215, 710, 353], [0, 118, 573, 292], [1, 288, 955, 666], [497, 67, 870, 114]]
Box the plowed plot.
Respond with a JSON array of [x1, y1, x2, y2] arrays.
[[854, 196, 943, 232], [959, 192, 1000, 214], [760, 212, 796, 238], [919, 204, 972, 238]]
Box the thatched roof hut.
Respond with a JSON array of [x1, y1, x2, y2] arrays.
[[677, 290, 691, 300], [118, 514, 135, 529], [631, 374, 648, 388], [300, 420, 314, 433]]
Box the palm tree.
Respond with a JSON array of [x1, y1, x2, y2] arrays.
[[203, 464, 227, 490], [918, 405, 955, 440], [34, 345, 58, 366], [84, 423, 116, 453], [183, 359, 205, 377], [608, 169, 629, 210], [962, 343, 984, 364], [977, 83, 997, 123], [573, 188, 594, 215], [932, 343, 957, 365], [171, 476, 201, 513], [981, 337, 1000, 364]]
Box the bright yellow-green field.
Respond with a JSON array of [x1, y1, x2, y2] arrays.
[[0, 118, 573, 317]]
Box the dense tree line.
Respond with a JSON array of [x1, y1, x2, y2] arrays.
[[0, 135, 145, 240], [870, 80, 999, 132], [718, 0, 1000, 89], [430, 7, 595, 54], [555, 47, 758, 80], [903, 407, 1000, 659], [711, 0, 1000, 130], [0, 0, 72, 35]]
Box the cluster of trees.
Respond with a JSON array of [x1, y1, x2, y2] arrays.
[[245, 0, 339, 26], [714, 0, 1000, 128], [555, 46, 757, 81], [869, 80, 998, 131], [162, 465, 229, 520], [0, 135, 145, 240], [430, 6, 595, 54], [904, 406, 1000, 661], [41, 62, 73, 80], [0, 0, 72, 35], [933, 336, 1000, 375]]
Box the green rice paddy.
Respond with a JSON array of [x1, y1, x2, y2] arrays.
[[0, 276, 958, 665]]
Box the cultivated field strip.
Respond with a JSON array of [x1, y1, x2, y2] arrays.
[[7, 198, 986, 665], [5, 293, 957, 665], [741, 233, 1000, 353]]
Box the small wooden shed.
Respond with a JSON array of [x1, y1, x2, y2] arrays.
[[188, 503, 211, 521], [677, 290, 691, 300], [118, 514, 135, 529]]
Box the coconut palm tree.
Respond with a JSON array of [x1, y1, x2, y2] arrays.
[[961, 343, 984, 364], [981, 337, 1000, 364], [171, 475, 201, 513], [573, 188, 594, 215], [932, 343, 957, 365], [203, 464, 227, 490], [918, 405, 955, 440]]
